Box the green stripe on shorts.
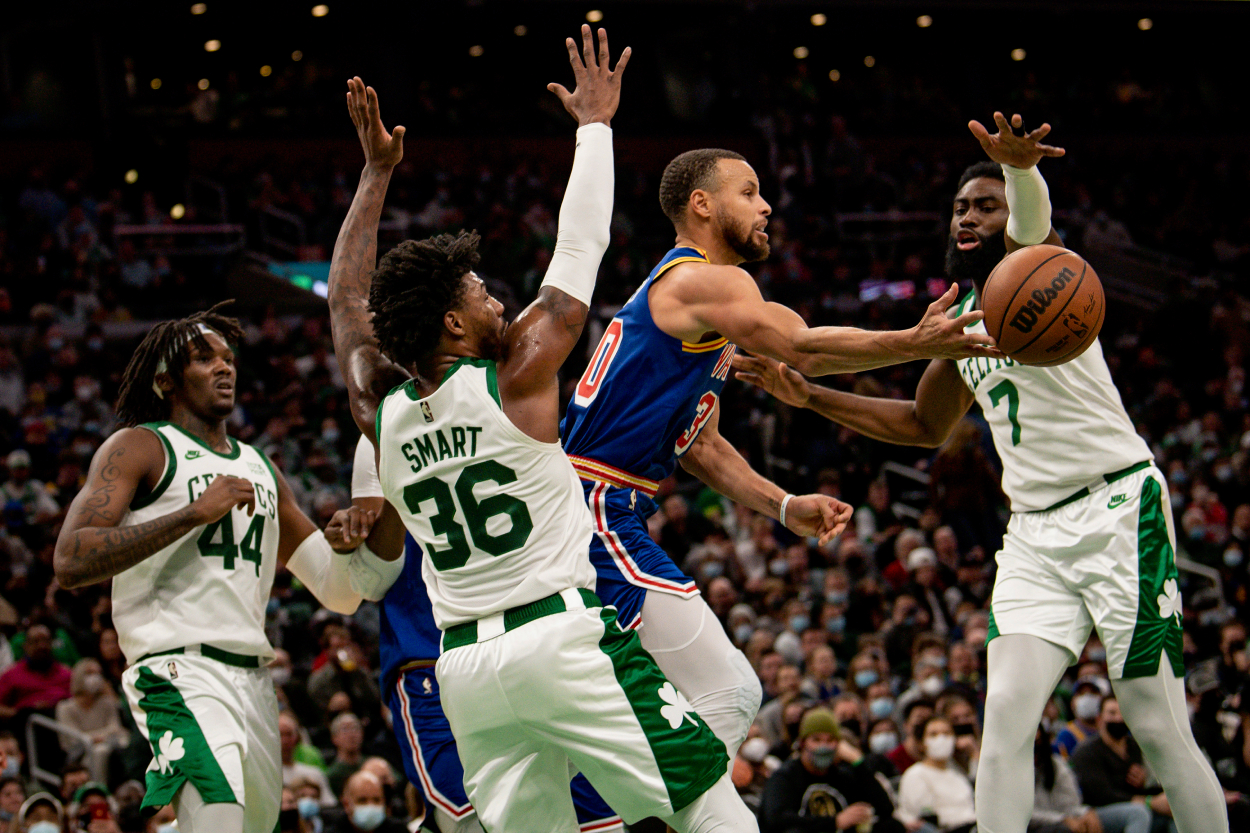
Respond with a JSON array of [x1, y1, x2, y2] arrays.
[[1122, 476, 1185, 679], [135, 666, 237, 808], [594, 608, 726, 813], [985, 607, 1000, 645]]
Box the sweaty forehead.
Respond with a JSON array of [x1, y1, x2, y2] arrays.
[[955, 177, 1005, 203], [716, 159, 759, 189]]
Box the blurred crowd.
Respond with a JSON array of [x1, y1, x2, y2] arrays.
[[2, 103, 1250, 833]]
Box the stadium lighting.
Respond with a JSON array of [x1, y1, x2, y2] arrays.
[[469, 44, 485, 57], [793, 46, 809, 59], [204, 39, 221, 52], [514, 25, 527, 36], [124, 170, 138, 185], [260, 65, 273, 77], [198, 78, 210, 90], [311, 5, 329, 17], [1138, 18, 1153, 31], [811, 14, 827, 27], [291, 50, 303, 61], [586, 10, 603, 23], [917, 15, 933, 28], [863, 55, 876, 68], [190, 3, 206, 14], [1011, 48, 1026, 61], [150, 78, 162, 90], [828, 69, 841, 82], [170, 204, 186, 220]]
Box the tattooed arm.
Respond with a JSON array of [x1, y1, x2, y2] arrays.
[[329, 77, 410, 444], [54, 428, 257, 589]]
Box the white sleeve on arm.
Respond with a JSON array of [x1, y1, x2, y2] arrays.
[[351, 434, 383, 499], [286, 532, 362, 615], [540, 122, 614, 307], [1002, 163, 1053, 246]]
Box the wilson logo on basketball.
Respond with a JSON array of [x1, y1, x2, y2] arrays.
[[1007, 267, 1077, 334]]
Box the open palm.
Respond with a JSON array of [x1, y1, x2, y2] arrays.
[[347, 76, 405, 169]]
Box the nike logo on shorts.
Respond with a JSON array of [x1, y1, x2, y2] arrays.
[[1107, 494, 1128, 509]]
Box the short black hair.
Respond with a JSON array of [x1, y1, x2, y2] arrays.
[[955, 161, 1005, 194], [114, 302, 243, 428], [659, 148, 747, 227], [369, 231, 481, 369]]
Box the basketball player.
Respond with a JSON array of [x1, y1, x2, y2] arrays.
[[51, 306, 401, 833], [328, 29, 759, 831], [557, 146, 1004, 758], [734, 113, 1229, 833], [350, 436, 622, 833]]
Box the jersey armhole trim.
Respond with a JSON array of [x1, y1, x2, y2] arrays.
[[130, 424, 177, 510]]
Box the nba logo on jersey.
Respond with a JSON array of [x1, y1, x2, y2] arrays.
[[421, 402, 434, 423], [167, 661, 178, 679]]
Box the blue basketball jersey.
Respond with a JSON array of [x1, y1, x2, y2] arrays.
[[379, 534, 441, 688], [561, 246, 737, 506]]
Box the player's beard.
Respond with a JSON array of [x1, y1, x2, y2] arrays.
[[718, 206, 770, 263], [945, 230, 1008, 284]]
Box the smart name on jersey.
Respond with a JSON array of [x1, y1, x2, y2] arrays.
[[112, 422, 280, 664], [953, 291, 1151, 512]]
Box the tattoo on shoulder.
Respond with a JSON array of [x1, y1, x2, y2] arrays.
[[536, 290, 586, 339]]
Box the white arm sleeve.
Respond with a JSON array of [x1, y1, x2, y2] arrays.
[[286, 531, 363, 615], [1002, 163, 1053, 246], [351, 434, 383, 499], [539, 122, 614, 307]]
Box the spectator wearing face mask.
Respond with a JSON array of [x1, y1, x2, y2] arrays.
[[896, 716, 976, 833], [757, 664, 805, 746], [323, 771, 402, 833], [289, 777, 324, 833], [1055, 677, 1108, 759], [1030, 724, 1151, 833], [864, 719, 903, 782], [887, 700, 935, 776], [935, 694, 980, 781], [55, 659, 125, 784], [760, 707, 904, 833], [1069, 696, 1176, 830], [732, 736, 781, 815], [894, 658, 947, 726], [17, 792, 63, 833]]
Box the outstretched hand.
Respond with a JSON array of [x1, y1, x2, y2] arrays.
[[908, 283, 1006, 360], [733, 353, 811, 408], [784, 494, 852, 546], [968, 111, 1065, 170], [547, 25, 631, 127], [347, 76, 405, 170]]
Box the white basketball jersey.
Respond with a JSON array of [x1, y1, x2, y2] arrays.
[[953, 291, 1151, 512], [112, 423, 280, 663], [376, 358, 596, 629]]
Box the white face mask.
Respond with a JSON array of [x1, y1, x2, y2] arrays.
[[868, 732, 898, 755], [919, 675, 945, 697], [1072, 693, 1102, 722], [924, 733, 955, 761]]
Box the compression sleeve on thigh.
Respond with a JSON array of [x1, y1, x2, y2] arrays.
[[540, 123, 614, 307], [351, 434, 383, 499], [1002, 163, 1053, 246]]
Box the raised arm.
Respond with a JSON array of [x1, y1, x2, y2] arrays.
[[676, 402, 851, 545], [54, 428, 256, 589], [968, 111, 1065, 252], [660, 266, 999, 375], [497, 26, 628, 400], [329, 77, 410, 443], [733, 352, 975, 448]]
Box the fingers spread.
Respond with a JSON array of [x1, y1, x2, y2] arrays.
[[613, 45, 632, 75], [596, 27, 609, 68], [581, 24, 595, 68], [952, 309, 985, 329], [967, 120, 991, 145]]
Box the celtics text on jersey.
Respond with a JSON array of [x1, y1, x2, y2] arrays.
[[375, 358, 596, 629], [112, 422, 281, 663]]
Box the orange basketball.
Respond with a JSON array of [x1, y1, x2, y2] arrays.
[[981, 244, 1104, 367]]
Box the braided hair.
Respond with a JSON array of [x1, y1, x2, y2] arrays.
[[114, 301, 244, 427], [368, 231, 481, 369]]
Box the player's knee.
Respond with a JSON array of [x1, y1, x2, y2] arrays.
[[727, 647, 761, 734]]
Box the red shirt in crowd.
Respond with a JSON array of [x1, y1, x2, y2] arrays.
[[0, 659, 72, 712], [886, 741, 918, 774]]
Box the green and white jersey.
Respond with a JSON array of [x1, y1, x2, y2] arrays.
[[112, 423, 281, 664], [376, 358, 596, 630], [953, 291, 1151, 512]]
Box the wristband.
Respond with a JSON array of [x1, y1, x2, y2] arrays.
[[779, 494, 795, 527]]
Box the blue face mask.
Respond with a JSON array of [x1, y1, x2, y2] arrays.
[[868, 696, 894, 720], [809, 745, 837, 770], [825, 615, 846, 634], [29, 823, 61, 833], [733, 624, 754, 644], [298, 796, 321, 819], [826, 591, 849, 606], [789, 615, 810, 633], [854, 669, 879, 689], [352, 805, 386, 831]]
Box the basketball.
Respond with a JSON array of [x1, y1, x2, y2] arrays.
[[981, 244, 1104, 367]]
